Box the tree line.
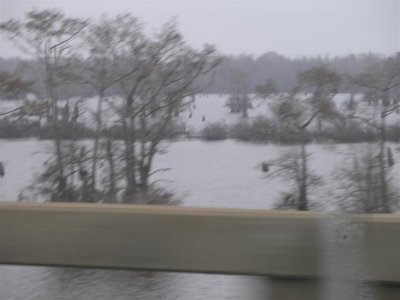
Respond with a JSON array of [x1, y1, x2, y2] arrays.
[[0, 49, 398, 100]]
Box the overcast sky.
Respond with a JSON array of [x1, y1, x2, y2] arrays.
[[0, 0, 399, 58]]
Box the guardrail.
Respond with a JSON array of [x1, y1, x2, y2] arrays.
[[0, 203, 399, 299]]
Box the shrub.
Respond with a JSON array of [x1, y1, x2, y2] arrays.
[[230, 120, 252, 141], [0, 117, 40, 138], [201, 122, 228, 140], [230, 117, 274, 141], [250, 116, 275, 141], [39, 121, 95, 140]]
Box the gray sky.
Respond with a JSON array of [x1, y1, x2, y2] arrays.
[[0, 0, 399, 58]]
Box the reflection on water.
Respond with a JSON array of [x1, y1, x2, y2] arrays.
[[0, 265, 270, 300]]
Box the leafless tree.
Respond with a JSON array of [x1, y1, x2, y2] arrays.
[[78, 14, 136, 200], [333, 145, 399, 213], [347, 55, 400, 212], [265, 149, 322, 211], [265, 66, 340, 210], [1, 9, 88, 201], [106, 17, 219, 202], [226, 67, 252, 118], [266, 93, 319, 210]]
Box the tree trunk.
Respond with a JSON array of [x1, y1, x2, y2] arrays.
[[298, 138, 308, 211], [90, 88, 105, 191], [379, 113, 390, 213], [106, 139, 117, 203], [48, 50, 66, 200], [123, 99, 137, 201]]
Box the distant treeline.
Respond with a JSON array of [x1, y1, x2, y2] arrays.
[[197, 52, 391, 93], [0, 52, 395, 99]]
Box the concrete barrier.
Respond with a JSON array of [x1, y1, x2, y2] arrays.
[[1, 203, 399, 299]]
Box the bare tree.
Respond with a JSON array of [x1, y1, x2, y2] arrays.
[[333, 145, 399, 213], [79, 14, 135, 200], [347, 55, 400, 212], [265, 66, 340, 210], [265, 149, 322, 211], [226, 67, 252, 118], [266, 93, 318, 210], [107, 18, 219, 202], [1, 10, 88, 201]]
